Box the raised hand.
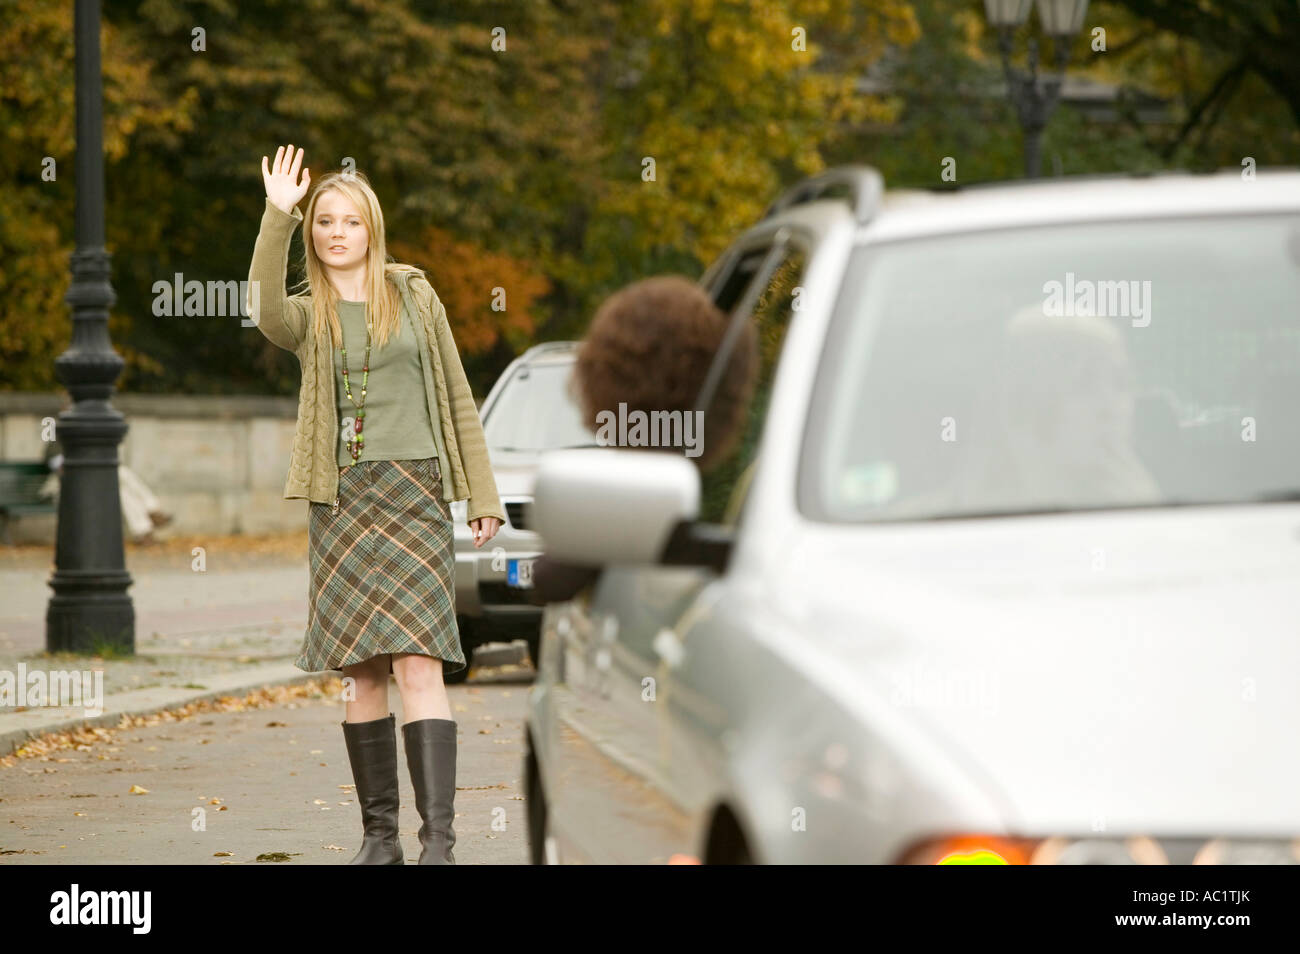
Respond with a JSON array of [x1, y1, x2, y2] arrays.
[[261, 144, 311, 214]]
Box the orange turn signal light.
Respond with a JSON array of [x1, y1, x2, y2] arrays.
[[899, 835, 1039, 865]]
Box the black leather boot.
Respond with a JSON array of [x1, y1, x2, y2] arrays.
[[402, 718, 458, 865], [341, 713, 405, 865]]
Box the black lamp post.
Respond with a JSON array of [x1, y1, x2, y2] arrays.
[[46, 0, 135, 655], [984, 0, 1090, 178]]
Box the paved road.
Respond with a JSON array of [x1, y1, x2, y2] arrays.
[[0, 682, 531, 865], [0, 542, 308, 657]]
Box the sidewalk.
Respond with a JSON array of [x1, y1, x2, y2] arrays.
[[0, 533, 529, 760], [0, 680, 531, 864]]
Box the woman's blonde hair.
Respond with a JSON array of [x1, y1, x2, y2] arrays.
[[293, 169, 424, 349]]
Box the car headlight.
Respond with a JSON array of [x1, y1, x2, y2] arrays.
[[897, 834, 1300, 864]]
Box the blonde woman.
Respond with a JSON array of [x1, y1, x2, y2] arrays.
[[247, 144, 504, 864]]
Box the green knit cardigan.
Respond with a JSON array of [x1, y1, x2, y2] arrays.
[[246, 198, 505, 523]]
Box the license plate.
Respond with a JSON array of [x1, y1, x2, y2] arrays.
[[507, 558, 535, 589]]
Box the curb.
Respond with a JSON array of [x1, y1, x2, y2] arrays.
[[0, 662, 327, 759], [470, 640, 528, 668]]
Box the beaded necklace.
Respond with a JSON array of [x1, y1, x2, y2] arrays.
[[340, 303, 371, 462]]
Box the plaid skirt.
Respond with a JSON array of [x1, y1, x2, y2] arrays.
[[296, 456, 465, 677]]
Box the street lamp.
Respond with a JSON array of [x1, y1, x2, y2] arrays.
[[46, 0, 135, 654], [985, 0, 1090, 178]]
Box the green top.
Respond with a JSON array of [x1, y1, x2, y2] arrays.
[[333, 297, 440, 468], [247, 200, 504, 521]]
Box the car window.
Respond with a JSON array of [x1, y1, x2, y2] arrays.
[[482, 358, 595, 452], [801, 213, 1300, 521], [697, 242, 809, 524]]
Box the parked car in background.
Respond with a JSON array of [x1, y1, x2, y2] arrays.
[[450, 341, 592, 682], [524, 166, 1300, 862]]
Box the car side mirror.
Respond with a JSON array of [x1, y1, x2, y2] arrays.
[[532, 449, 699, 566]]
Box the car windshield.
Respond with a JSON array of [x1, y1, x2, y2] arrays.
[[483, 358, 595, 452], [804, 213, 1300, 521]]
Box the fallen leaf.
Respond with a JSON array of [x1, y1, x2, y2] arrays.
[[129, 785, 149, 795], [0, 676, 344, 768]]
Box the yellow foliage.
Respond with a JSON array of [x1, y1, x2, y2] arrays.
[[389, 228, 551, 357], [0, 0, 199, 389], [587, 0, 920, 286]]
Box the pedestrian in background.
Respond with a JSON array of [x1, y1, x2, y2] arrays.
[[40, 434, 174, 545]]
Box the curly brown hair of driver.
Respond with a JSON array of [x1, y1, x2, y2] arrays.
[[573, 275, 757, 471]]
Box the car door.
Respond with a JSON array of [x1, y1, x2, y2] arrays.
[[546, 231, 810, 863]]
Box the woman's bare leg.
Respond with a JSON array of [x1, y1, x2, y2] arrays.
[[391, 653, 451, 723], [342, 654, 391, 722]]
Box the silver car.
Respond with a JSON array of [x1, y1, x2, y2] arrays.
[[524, 166, 1300, 862], [450, 341, 591, 681]]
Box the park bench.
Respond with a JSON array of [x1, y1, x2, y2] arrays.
[[0, 461, 56, 545]]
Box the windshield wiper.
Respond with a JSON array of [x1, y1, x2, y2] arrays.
[[491, 443, 600, 453], [1251, 488, 1300, 503], [915, 494, 1300, 520]]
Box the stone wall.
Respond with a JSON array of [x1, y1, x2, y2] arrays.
[[0, 392, 305, 542]]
